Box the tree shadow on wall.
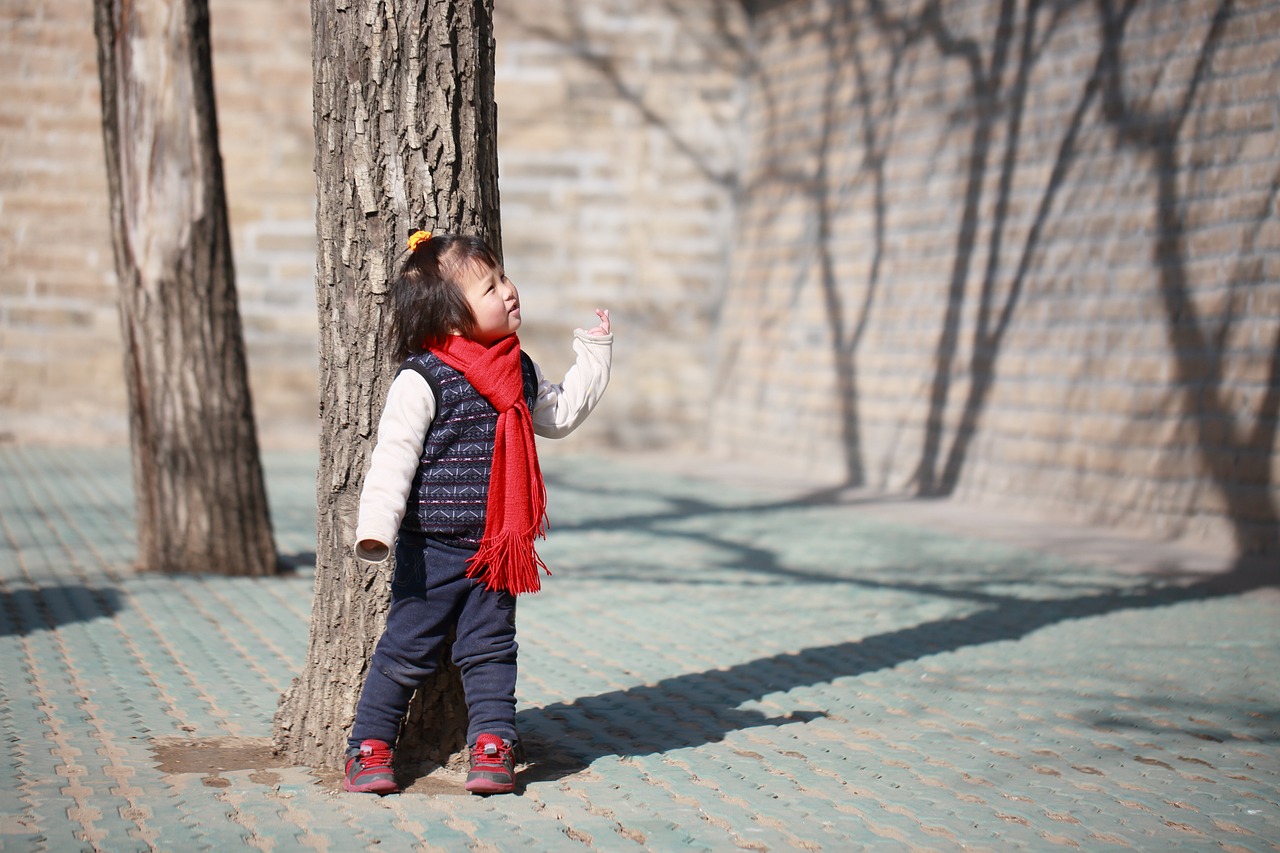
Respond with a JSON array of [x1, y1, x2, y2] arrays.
[[890, 0, 1277, 556], [502, 1, 1278, 548], [903, 0, 1088, 496], [720, 0, 1065, 489], [500, 0, 746, 190], [1094, 0, 1280, 555], [723, 0, 904, 487], [730, 0, 1277, 555]]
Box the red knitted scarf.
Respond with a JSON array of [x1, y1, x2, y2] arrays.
[[429, 334, 548, 595]]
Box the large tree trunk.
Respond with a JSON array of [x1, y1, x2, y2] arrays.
[[93, 0, 278, 577], [273, 0, 502, 774]]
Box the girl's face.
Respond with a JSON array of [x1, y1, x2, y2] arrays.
[[458, 261, 521, 345]]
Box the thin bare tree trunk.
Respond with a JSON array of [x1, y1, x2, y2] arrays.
[[93, 0, 278, 577], [273, 0, 502, 774]]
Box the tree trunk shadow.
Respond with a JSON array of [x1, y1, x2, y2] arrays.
[[515, 555, 1275, 783]]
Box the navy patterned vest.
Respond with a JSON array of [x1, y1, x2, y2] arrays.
[[396, 350, 538, 547]]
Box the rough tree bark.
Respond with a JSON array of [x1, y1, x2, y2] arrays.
[[93, 0, 278, 577], [273, 0, 503, 774]]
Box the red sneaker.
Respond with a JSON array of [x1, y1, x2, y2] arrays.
[[465, 734, 516, 794], [343, 739, 399, 794]]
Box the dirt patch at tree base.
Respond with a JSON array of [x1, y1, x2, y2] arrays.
[[150, 736, 470, 795], [151, 736, 286, 775]]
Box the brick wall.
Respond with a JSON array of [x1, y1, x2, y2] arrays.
[[0, 0, 746, 452], [0, 0, 317, 446], [711, 0, 1279, 553], [494, 1, 748, 450], [1, 0, 124, 441]]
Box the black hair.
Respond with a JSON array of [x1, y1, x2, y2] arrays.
[[388, 232, 501, 361]]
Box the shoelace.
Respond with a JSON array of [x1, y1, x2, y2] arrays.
[[472, 740, 509, 765], [360, 743, 393, 769]]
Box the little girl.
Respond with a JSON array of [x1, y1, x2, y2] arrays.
[[344, 230, 612, 795]]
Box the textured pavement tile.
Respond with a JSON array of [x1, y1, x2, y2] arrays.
[[0, 448, 1276, 851]]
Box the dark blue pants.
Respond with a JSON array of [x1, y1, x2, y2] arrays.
[[349, 534, 518, 749]]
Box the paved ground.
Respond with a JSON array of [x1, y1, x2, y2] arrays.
[[0, 445, 1277, 852]]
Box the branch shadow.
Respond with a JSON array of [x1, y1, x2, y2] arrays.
[[903, 0, 1277, 553], [542, 469, 928, 588], [516, 553, 1275, 783], [1095, 0, 1279, 554], [727, 2, 1276, 557], [725, 1, 934, 487], [911, 0, 1094, 494], [500, 0, 744, 189]]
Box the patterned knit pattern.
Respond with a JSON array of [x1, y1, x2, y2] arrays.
[[398, 352, 536, 546]]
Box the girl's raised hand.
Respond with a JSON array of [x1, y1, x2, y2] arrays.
[[580, 308, 610, 336]]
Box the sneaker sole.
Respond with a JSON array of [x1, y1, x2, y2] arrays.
[[343, 777, 399, 794], [465, 776, 515, 794]]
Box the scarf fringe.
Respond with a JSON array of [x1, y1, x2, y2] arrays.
[[466, 527, 551, 595]]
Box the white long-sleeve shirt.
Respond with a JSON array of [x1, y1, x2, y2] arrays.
[[354, 330, 613, 562]]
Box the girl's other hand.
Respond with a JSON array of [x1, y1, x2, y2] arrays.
[[580, 308, 610, 337]]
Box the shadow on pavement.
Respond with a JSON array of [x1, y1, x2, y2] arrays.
[[0, 584, 122, 637], [516, 554, 1277, 783]]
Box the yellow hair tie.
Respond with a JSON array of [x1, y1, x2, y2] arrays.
[[407, 230, 432, 251]]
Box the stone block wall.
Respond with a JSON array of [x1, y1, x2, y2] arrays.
[[711, 0, 1279, 553]]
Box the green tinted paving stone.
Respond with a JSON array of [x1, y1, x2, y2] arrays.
[[151, 615, 270, 728], [512, 792, 627, 847], [675, 752, 854, 843], [151, 807, 249, 851], [439, 800, 544, 847], [277, 799, 368, 847], [2, 448, 1277, 849], [108, 629, 228, 732]]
